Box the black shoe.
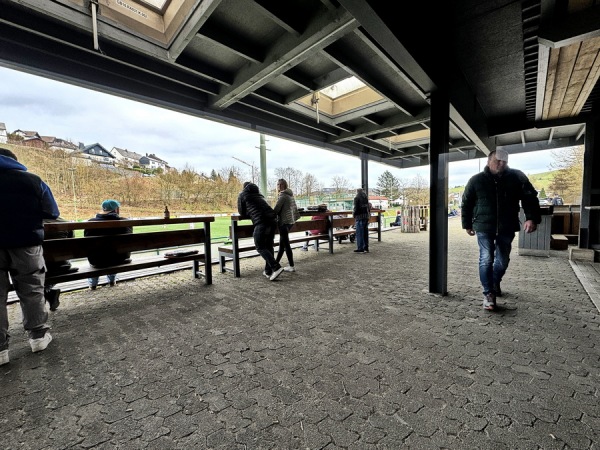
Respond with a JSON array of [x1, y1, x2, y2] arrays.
[[109, 281, 116, 287], [45, 288, 61, 311], [353, 249, 363, 253], [493, 283, 502, 297]]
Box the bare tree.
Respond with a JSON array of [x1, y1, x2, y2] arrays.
[[331, 175, 350, 195], [300, 173, 319, 197], [548, 146, 583, 203], [405, 174, 430, 205]]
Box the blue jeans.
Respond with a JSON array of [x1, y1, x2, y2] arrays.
[[476, 231, 515, 295], [88, 274, 117, 288], [355, 218, 369, 251], [253, 222, 281, 275]]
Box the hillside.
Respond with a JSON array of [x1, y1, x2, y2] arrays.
[[449, 170, 559, 196]]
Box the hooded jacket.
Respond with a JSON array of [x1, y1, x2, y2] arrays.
[[237, 183, 277, 225], [273, 188, 300, 226], [461, 165, 541, 233], [353, 189, 371, 220], [0, 154, 60, 248]]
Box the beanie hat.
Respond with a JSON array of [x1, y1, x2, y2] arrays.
[[101, 199, 120, 211]]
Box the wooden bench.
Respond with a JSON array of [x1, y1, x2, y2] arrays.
[[218, 214, 329, 277], [329, 213, 382, 252], [218, 209, 385, 277], [29, 217, 214, 291]]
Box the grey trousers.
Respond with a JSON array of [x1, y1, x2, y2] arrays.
[[0, 245, 49, 350]]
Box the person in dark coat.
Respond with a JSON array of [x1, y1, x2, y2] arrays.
[[84, 199, 132, 290], [353, 188, 371, 253], [0, 148, 59, 365], [461, 149, 541, 311], [237, 182, 284, 281]]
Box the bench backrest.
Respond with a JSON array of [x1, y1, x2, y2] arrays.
[[43, 229, 207, 263], [229, 218, 329, 241]]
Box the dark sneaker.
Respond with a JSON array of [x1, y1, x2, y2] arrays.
[[45, 288, 61, 311], [353, 249, 364, 253], [493, 283, 502, 297], [483, 293, 496, 311], [89, 286, 97, 291], [109, 281, 116, 287]]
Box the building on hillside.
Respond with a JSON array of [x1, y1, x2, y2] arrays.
[[111, 147, 144, 168], [0, 122, 7, 144], [11, 129, 46, 148], [42, 136, 78, 152], [76, 143, 116, 164], [139, 153, 169, 171]]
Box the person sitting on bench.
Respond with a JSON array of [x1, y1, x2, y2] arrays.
[[84, 199, 132, 290]]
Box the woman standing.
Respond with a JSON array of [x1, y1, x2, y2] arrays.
[[273, 179, 300, 272]]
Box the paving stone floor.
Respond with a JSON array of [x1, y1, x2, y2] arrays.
[[1, 219, 599, 449]]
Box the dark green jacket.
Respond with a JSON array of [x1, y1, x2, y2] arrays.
[[461, 166, 541, 233]]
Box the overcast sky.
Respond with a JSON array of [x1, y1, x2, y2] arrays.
[[1, 66, 560, 188]]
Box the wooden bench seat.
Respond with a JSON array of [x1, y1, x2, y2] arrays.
[[218, 217, 329, 277], [9, 217, 214, 297]]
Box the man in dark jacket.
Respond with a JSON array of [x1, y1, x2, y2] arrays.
[[353, 188, 371, 253], [237, 182, 284, 281], [461, 149, 541, 311], [0, 148, 60, 365], [84, 199, 133, 290]]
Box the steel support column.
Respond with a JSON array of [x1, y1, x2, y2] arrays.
[[429, 89, 450, 295], [360, 153, 369, 193], [579, 115, 600, 249]]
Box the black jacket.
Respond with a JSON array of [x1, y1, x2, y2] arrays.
[[461, 166, 541, 233], [237, 183, 277, 225], [84, 212, 133, 267]]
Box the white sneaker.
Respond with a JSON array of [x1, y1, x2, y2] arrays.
[[29, 333, 52, 353], [0, 350, 8, 366], [283, 266, 296, 272], [262, 271, 270, 279], [270, 267, 285, 281]]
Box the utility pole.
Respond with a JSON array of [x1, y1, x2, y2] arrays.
[[232, 156, 257, 184], [258, 133, 268, 196], [68, 167, 78, 220]]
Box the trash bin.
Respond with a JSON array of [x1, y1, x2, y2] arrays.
[[518, 206, 553, 257]]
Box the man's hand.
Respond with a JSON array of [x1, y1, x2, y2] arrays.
[[465, 228, 475, 236], [523, 220, 537, 233]]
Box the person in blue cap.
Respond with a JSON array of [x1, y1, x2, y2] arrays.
[[0, 148, 59, 365], [84, 199, 132, 290]]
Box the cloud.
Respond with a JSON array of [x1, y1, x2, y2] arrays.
[[1, 66, 558, 189]]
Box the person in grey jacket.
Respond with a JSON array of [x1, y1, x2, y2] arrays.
[[237, 182, 285, 281], [461, 149, 541, 311], [0, 148, 60, 365], [273, 179, 300, 272]]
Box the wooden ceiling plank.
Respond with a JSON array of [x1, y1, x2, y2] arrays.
[[209, 8, 357, 109]]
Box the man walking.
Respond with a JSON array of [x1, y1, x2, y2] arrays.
[[0, 148, 60, 365], [237, 182, 285, 281], [461, 149, 541, 311]]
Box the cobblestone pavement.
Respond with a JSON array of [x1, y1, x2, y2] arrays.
[[2, 219, 599, 449]]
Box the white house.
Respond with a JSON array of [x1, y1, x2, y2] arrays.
[[139, 153, 169, 171], [110, 147, 144, 168]]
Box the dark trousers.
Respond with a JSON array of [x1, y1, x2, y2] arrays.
[[275, 223, 294, 267], [253, 222, 280, 275]]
